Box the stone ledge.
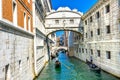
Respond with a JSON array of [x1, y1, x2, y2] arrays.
[[0, 19, 34, 36]]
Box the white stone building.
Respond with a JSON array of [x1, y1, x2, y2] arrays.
[[32, 0, 53, 76], [79, 0, 120, 78]]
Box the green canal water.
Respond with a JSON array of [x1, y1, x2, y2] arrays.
[[35, 52, 120, 80]]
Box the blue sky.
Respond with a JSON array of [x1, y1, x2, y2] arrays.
[[56, 31, 64, 37], [51, 0, 98, 37], [51, 0, 98, 13]]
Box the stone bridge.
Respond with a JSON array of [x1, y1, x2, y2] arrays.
[[51, 46, 68, 55], [45, 7, 83, 36]]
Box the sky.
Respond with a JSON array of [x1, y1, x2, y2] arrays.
[[51, 0, 98, 37], [56, 31, 64, 37], [51, 0, 98, 13]]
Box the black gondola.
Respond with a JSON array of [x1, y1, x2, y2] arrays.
[[89, 64, 101, 72], [86, 59, 101, 72], [55, 60, 61, 68]]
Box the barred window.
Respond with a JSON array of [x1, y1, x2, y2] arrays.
[[105, 4, 110, 13], [90, 16, 93, 22], [55, 20, 59, 24], [97, 28, 100, 35], [97, 50, 100, 57], [70, 19, 74, 24], [86, 49, 87, 53], [106, 25, 111, 34], [91, 49, 93, 55], [79, 48, 81, 53], [91, 31, 93, 37], [106, 51, 111, 59], [82, 48, 84, 53], [86, 33, 87, 38], [96, 11, 100, 18], [85, 20, 87, 25]]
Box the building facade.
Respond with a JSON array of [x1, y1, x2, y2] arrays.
[[79, 0, 120, 78], [71, 32, 84, 58], [32, 0, 52, 76], [0, 0, 34, 80]]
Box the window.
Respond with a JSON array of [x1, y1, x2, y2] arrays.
[[105, 4, 110, 13], [28, 16, 31, 32], [91, 49, 93, 55], [76, 48, 78, 53], [85, 20, 87, 25], [13, 1, 17, 25], [96, 11, 100, 19], [86, 49, 87, 53], [19, 60, 22, 75], [27, 57, 30, 67], [106, 25, 111, 33], [55, 20, 59, 24], [91, 31, 93, 37], [106, 51, 111, 59], [70, 19, 74, 24], [28, 0, 30, 3], [79, 48, 81, 53], [82, 48, 84, 53], [86, 33, 87, 38], [19, 60, 21, 69], [97, 50, 100, 57], [97, 28, 100, 35], [24, 13, 27, 30], [82, 37, 84, 41], [90, 16, 93, 22]]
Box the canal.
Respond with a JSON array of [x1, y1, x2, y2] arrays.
[[35, 52, 120, 80]]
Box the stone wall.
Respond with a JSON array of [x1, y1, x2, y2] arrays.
[[34, 30, 48, 75], [0, 23, 34, 80]]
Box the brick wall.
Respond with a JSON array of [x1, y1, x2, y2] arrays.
[[2, 0, 33, 32]]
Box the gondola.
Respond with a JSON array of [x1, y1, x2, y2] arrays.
[[55, 60, 61, 68], [86, 59, 101, 72], [89, 64, 101, 72]]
